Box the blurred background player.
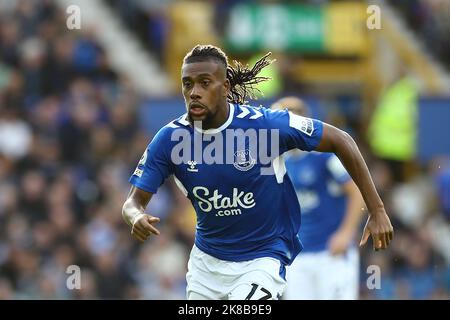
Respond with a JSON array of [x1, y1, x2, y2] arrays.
[[272, 97, 365, 300]]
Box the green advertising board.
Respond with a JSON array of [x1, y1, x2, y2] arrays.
[[225, 3, 367, 55]]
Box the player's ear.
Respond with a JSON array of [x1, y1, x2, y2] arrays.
[[223, 78, 230, 97]]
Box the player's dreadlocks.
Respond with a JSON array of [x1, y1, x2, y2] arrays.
[[184, 45, 275, 104]]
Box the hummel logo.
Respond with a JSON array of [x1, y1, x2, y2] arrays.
[[187, 160, 198, 172]]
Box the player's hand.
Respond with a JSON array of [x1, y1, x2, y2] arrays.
[[328, 230, 352, 256], [131, 214, 160, 242], [359, 209, 393, 250]]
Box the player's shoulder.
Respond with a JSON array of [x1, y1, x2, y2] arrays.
[[150, 114, 191, 143], [234, 103, 288, 125], [161, 114, 191, 131]]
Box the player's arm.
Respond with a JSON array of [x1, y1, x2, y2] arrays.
[[122, 185, 160, 242], [315, 123, 393, 250], [123, 126, 175, 242], [328, 180, 365, 255]]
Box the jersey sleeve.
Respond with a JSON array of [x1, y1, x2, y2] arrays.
[[129, 127, 174, 193], [268, 109, 324, 152], [325, 154, 351, 185]]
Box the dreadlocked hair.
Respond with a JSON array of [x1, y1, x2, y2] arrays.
[[184, 45, 275, 105], [226, 52, 274, 104]]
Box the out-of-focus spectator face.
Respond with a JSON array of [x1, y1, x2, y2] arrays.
[[370, 160, 394, 192], [71, 102, 100, 130], [0, 19, 20, 46], [46, 175, 74, 209], [33, 136, 61, 165], [53, 244, 76, 268], [69, 78, 96, 102], [75, 228, 90, 257], [6, 214, 30, 246], [125, 131, 150, 165], [94, 252, 117, 274], [5, 70, 24, 93], [21, 170, 46, 202], [37, 273, 57, 299], [48, 204, 75, 236], [391, 177, 435, 228], [33, 97, 61, 130], [90, 125, 115, 160], [20, 38, 46, 69], [96, 163, 124, 195], [32, 221, 56, 251], [10, 247, 40, 278], [86, 208, 119, 256], [38, 20, 58, 43], [0, 183, 18, 214], [53, 36, 74, 62], [75, 179, 100, 205], [0, 156, 13, 180], [405, 240, 432, 270], [111, 104, 134, 130], [17, 0, 35, 17]]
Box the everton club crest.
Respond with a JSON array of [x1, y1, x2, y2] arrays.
[[233, 149, 256, 171]]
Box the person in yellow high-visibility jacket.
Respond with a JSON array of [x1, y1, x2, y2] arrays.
[[368, 75, 418, 181]]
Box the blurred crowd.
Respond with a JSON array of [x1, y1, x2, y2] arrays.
[[0, 0, 449, 300], [0, 0, 193, 299], [389, 0, 450, 70]]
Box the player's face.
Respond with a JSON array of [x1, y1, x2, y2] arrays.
[[181, 61, 230, 128]]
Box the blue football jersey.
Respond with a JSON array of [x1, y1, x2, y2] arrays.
[[284, 151, 351, 252], [129, 103, 323, 265]]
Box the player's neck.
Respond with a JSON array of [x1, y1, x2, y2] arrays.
[[203, 102, 230, 130]]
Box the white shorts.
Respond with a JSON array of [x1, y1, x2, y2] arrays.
[[284, 247, 359, 300], [186, 245, 286, 300]]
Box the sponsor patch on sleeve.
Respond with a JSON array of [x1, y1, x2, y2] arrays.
[[289, 113, 314, 136], [138, 150, 148, 166], [133, 168, 143, 177]]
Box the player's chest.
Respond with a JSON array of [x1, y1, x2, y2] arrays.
[[170, 128, 278, 188], [173, 158, 262, 189]]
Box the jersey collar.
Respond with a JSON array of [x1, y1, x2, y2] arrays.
[[178, 103, 235, 134]]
